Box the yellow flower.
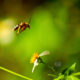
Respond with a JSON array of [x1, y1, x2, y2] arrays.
[[30, 51, 50, 73], [30, 53, 39, 63]]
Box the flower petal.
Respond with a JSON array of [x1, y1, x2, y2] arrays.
[[32, 59, 38, 73], [39, 51, 50, 57]]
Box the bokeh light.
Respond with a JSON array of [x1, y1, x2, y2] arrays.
[[0, 19, 15, 45]]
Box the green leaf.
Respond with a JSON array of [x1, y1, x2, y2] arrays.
[[67, 75, 79, 80], [69, 63, 76, 71], [72, 72, 80, 76], [62, 63, 76, 76], [51, 63, 80, 80], [53, 75, 64, 80]]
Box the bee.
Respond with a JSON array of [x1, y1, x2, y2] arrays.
[[13, 22, 30, 34]]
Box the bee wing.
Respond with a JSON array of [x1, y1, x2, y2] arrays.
[[32, 59, 38, 73], [39, 51, 50, 57]]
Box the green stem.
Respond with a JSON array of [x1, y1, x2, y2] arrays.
[[0, 66, 32, 80], [42, 62, 55, 72]]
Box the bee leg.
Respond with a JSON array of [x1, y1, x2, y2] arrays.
[[21, 27, 25, 32], [17, 26, 21, 34]]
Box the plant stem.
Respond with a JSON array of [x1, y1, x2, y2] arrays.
[[42, 62, 55, 72], [0, 66, 32, 80]]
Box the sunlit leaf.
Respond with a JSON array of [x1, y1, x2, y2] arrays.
[[72, 72, 80, 76], [62, 63, 76, 75], [54, 75, 64, 80], [67, 75, 79, 80], [69, 63, 76, 71]]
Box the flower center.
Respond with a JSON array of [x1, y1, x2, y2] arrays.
[[30, 53, 39, 63]]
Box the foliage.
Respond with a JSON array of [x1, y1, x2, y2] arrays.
[[49, 63, 80, 80]]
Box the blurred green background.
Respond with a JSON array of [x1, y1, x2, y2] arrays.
[[0, 0, 80, 80]]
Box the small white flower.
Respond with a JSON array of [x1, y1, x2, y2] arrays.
[[32, 59, 38, 73], [30, 50, 50, 73]]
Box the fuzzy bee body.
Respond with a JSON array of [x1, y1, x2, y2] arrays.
[[13, 22, 30, 34]]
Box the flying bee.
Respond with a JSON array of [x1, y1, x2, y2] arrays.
[[13, 22, 30, 34]]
